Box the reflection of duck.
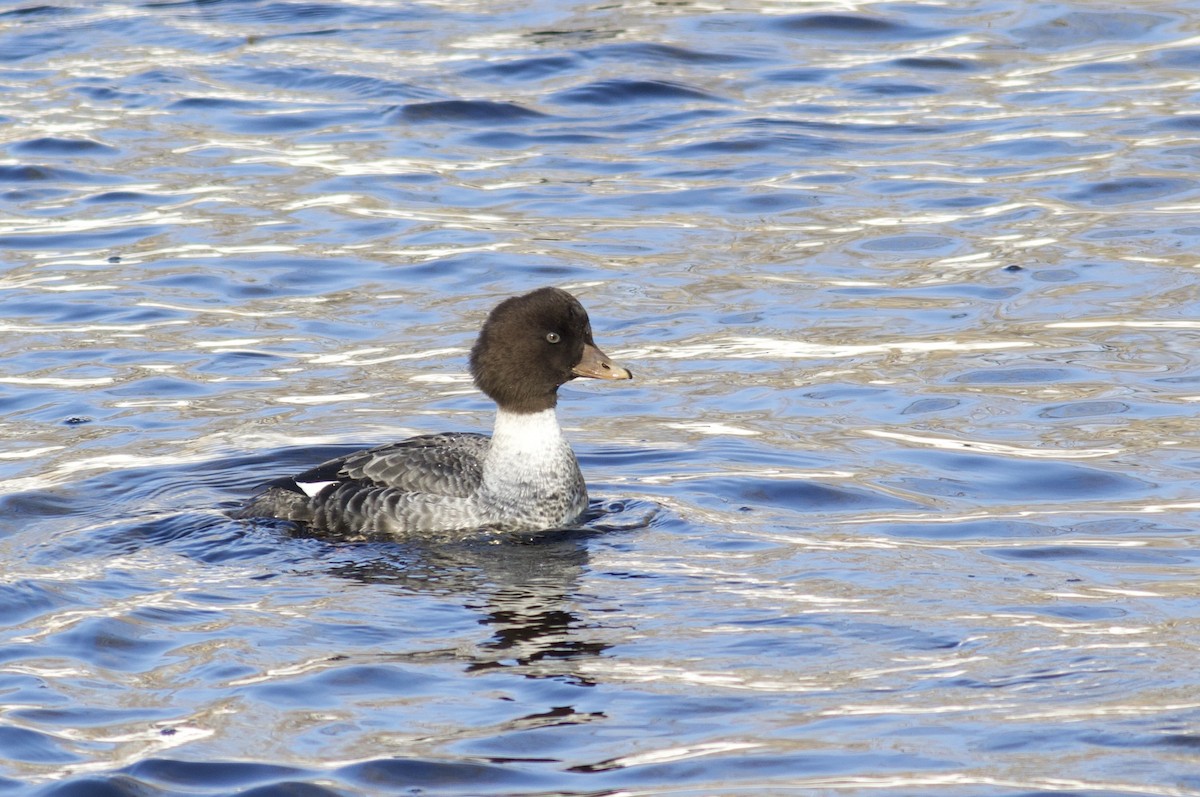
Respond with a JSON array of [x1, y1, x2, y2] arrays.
[[322, 530, 609, 682], [237, 287, 632, 537]]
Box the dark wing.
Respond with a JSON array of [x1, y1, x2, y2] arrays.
[[292, 432, 489, 499], [234, 433, 492, 528]]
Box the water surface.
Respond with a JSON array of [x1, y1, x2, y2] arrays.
[[2, 1, 1200, 795]]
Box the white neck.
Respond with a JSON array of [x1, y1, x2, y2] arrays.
[[488, 408, 567, 459]]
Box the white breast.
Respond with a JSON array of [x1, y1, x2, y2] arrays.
[[480, 408, 584, 526]]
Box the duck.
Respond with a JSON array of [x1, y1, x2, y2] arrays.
[[236, 286, 633, 537]]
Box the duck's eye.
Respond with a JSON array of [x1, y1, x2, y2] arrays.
[[546, 332, 561, 344]]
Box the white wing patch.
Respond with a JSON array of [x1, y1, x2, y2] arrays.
[[296, 480, 337, 498]]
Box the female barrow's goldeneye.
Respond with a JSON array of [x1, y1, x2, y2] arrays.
[[236, 287, 633, 537]]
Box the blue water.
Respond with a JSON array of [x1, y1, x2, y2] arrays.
[[3, 1, 1200, 795]]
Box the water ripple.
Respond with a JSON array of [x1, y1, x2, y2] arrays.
[[553, 79, 724, 106], [3, 0, 1200, 794], [396, 100, 548, 125]]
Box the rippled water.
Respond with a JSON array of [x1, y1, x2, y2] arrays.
[[2, 1, 1200, 795]]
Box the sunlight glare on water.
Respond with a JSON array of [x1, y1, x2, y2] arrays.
[[1, 0, 1200, 795]]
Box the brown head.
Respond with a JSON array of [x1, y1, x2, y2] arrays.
[[469, 287, 632, 413]]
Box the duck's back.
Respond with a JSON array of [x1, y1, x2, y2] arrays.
[[331, 433, 489, 497]]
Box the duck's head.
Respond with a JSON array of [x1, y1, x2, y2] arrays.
[[469, 286, 632, 413]]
